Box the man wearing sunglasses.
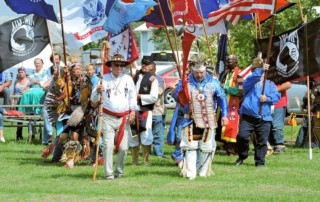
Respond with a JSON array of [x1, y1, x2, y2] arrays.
[[91, 54, 137, 180]]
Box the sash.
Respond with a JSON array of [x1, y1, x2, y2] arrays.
[[221, 95, 240, 142], [103, 108, 130, 153]]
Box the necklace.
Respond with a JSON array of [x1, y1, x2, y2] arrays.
[[112, 76, 123, 96]]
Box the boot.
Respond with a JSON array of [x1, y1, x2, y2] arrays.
[[131, 146, 140, 165], [142, 145, 151, 166]]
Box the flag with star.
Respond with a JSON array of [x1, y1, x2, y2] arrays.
[[105, 25, 139, 72]]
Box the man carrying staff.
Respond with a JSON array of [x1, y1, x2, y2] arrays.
[[91, 54, 137, 180], [174, 61, 229, 180]]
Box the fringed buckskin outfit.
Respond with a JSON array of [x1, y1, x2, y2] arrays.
[[174, 73, 228, 179]]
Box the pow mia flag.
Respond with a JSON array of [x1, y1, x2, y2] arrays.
[[0, 14, 49, 72], [255, 17, 320, 84]]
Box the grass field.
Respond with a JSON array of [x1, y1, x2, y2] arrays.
[[0, 124, 319, 202]]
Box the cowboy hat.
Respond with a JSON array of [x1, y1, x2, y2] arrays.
[[106, 54, 130, 67]]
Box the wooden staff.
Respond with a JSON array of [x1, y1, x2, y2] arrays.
[[156, 0, 182, 78], [93, 41, 110, 181], [259, 0, 278, 115], [303, 16, 313, 160], [167, 1, 181, 65], [58, 0, 71, 112], [196, 0, 216, 77]]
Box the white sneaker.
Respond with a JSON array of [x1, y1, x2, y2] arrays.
[[0, 137, 5, 142]]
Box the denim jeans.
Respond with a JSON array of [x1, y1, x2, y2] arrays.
[[270, 107, 286, 145], [237, 115, 271, 166], [0, 87, 11, 105], [0, 113, 3, 130], [152, 115, 166, 156], [42, 108, 53, 144], [171, 115, 184, 162]]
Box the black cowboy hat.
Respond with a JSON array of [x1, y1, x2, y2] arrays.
[[106, 54, 130, 67], [141, 56, 155, 65]]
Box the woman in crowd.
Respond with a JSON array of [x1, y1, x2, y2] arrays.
[[13, 67, 31, 140]]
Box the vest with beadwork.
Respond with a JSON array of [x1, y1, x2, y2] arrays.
[[188, 88, 216, 129]]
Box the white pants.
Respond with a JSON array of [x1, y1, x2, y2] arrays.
[[128, 111, 153, 147], [180, 126, 216, 179], [102, 114, 130, 178]]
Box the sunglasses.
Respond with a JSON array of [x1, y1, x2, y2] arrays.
[[113, 63, 125, 67]]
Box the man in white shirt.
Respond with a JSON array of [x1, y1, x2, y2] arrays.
[[129, 57, 158, 165], [91, 54, 137, 180]]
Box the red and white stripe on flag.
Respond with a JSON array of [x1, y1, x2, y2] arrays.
[[237, 65, 252, 94], [208, 0, 274, 26]]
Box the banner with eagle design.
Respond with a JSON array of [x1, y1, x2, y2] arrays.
[[0, 14, 49, 72], [255, 17, 320, 84]]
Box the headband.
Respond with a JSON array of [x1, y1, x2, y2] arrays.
[[191, 65, 206, 71]]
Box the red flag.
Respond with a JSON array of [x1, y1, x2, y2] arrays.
[[178, 31, 196, 107], [256, 0, 295, 23], [170, 0, 202, 25], [208, 0, 275, 26]]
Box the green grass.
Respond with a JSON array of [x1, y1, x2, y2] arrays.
[[0, 124, 320, 201]]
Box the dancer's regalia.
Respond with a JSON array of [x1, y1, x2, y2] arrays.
[[174, 72, 228, 179]]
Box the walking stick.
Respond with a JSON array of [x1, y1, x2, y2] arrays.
[[93, 41, 109, 181]]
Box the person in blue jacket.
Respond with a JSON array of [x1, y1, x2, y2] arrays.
[[235, 56, 280, 167], [173, 61, 229, 180]]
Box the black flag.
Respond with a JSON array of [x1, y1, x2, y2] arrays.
[[255, 17, 320, 84], [0, 14, 49, 72]]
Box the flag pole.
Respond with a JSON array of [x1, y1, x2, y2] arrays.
[[297, 0, 305, 21], [58, 0, 71, 112], [58, 0, 67, 65], [297, 0, 311, 159], [167, 1, 181, 66], [259, 0, 278, 115], [156, 0, 182, 78], [196, 0, 216, 77], [45, 20, 56, 68], [303, 15, 312, 160]]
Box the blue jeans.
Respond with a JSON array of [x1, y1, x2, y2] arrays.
[[152, 115, 166, 156], [237, 115, 271, 166], [0, 113, 3, 130], [271, 107, 286, 145], [0, 87, 11, 105], [42, 108, 53, 144], [171, 115, 183, 163]]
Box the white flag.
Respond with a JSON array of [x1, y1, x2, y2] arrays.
[[58, 0, 109, 50]]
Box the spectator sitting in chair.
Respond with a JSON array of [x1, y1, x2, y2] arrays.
[[13, 67, 31, 140], [0, 69, 13, 105], [18, 58, 50, 115]]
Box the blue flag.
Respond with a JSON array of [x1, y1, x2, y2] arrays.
[[104, 0, 157, 34], [141, 0, 173, 26], [216, 33, 228, 75], [5, 0, 58, 22]]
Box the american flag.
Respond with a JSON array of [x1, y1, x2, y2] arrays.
[[208, 0, 275, 26], [237, 65, 252, 94], [102, 25, 139, 74]]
